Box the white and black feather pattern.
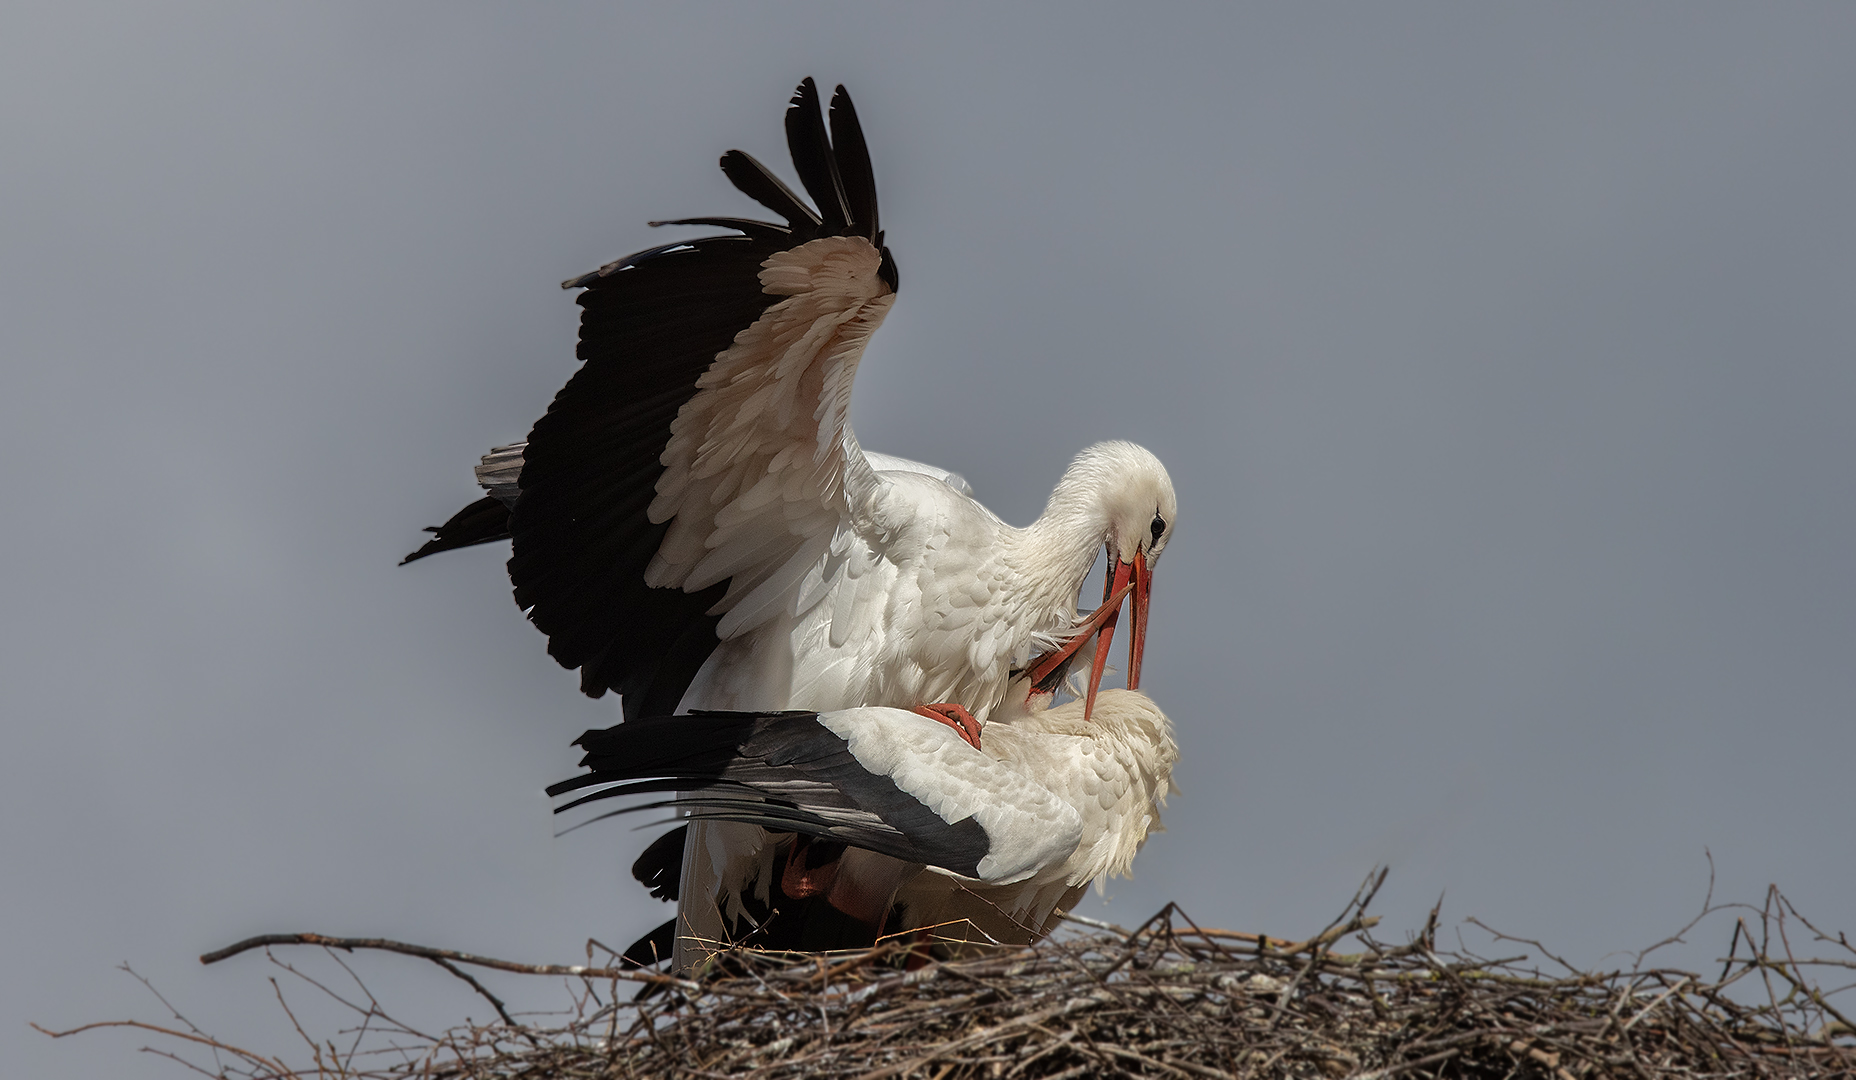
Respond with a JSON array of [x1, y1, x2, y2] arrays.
[[406, 79, 898, 718], [551, 708, 1082, 885], [810, 709, 1080, 883], [401, 79, 1184, 971], [403, 79, 1176, 755], [556, 688, 1177, 966]]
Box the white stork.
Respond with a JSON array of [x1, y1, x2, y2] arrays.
[[551, 687, 1178, 965], [405, 79, 1178, 967]]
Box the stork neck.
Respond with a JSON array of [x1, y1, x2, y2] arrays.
[[1011, 483, 1113, 628]]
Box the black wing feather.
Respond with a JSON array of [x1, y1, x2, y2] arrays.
[[649, 215, 793, 242], [717, 151, 820, 229], [414, 79, 897, 718], [784, 78, 851, 230], [511, 235, 777, 714], [827, 86, 878, 237], [552, 712, 992, 877], [401, 496, 511, 564]]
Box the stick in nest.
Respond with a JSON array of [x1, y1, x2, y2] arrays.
[[35, 879, 1856, 1080]]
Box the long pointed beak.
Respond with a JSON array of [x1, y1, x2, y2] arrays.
[[1081, 556, 1135, 723], [1021, 549, 1153, 723], [1024, 577, 1132, 684], [1127, 548, 1151, 691]]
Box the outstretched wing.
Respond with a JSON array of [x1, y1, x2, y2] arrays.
[[509, 79, 900, 717]]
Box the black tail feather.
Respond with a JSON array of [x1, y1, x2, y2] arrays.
[[632, 825, 687, 902], [621, 919, 676, 969], [552, 710, 991, 878]]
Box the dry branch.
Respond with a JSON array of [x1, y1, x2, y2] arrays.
[[38, 880, 1856, 1079]]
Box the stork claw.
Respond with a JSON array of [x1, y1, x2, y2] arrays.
[[912, 703, 982, 750]]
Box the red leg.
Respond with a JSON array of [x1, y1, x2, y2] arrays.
[[911, 703, 982, 750], [902, 929, 936, 970]]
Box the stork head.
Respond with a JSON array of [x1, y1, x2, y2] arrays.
[[1092, 441, 1176, 570], [1089, 441, 1174, 698], [1026, 441, 1177, 720]]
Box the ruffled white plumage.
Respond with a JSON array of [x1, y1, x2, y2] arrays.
[[409, 82, 1182, 972]]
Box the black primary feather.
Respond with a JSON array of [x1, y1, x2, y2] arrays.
[[828, 86, 878, 236], [717, 151, 819, 229], [649, 215, 792, 242], [784, 78, 851, 230]]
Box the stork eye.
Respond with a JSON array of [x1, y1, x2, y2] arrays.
[[1150, 514, 1166, 545]]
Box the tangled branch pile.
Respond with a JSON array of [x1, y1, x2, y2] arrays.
[[42, 877, 1856, 1079]]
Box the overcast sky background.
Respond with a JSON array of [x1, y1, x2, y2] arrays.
[[5, 4, 1853, 1075]]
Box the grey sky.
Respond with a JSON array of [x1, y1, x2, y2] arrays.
[[5, 4, 1852, 1075]]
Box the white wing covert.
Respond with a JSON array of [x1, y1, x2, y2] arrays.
[[550, 707, 1081, 885], [646, 235, 895, 610]]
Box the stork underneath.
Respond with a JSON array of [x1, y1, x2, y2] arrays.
[[551, 688, 1178, 968]]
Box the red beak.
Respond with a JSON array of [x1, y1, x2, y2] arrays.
[[1022, 548, 1153, 723], [1127, 548, 1152, 691], [1023, 575, 1130, 712], [1081, 556, 1133, 723]]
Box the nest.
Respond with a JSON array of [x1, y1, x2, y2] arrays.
[[40, 873, 1856, 1079]]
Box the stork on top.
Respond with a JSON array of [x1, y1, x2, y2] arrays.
[[405, 78, 1177, 965]]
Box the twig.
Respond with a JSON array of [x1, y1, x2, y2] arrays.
[[34, 877, 1852, 1080]]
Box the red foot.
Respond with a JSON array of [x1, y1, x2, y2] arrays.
[[911, 703, 982, 750], [781, 836, 840, 898]]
